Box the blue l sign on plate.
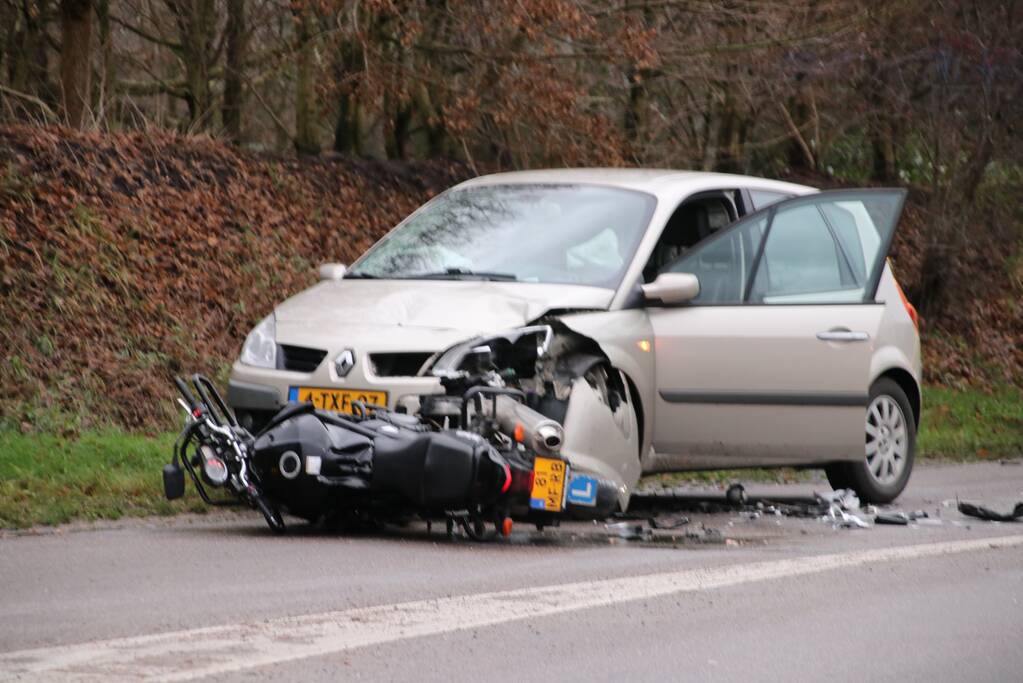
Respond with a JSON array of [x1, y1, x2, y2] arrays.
[[566, 474, 598, 507]]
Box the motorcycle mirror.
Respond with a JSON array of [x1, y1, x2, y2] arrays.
[[163, 464, 185, 500]]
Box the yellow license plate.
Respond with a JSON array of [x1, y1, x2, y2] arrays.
[[530, 457, 568, 512], [289, 387, 388, 414]]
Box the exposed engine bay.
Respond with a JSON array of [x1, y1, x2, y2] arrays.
[[163, 325, 640, 537]]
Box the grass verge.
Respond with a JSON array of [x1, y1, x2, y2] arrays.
[[1, 387, 1019, 529], [0, 430, 207, 529], [918, 385, 1023, 459]]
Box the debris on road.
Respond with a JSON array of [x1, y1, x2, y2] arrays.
[[815, 488, 861, 512], [649, 514, 690, 530], [824, 505, 870, 529], [875, 512, 911, 525], [630, 487, 828, 518], [606, 521, 651, 541], [957, 500, 1023, 522], [725, 484, 748, 506]]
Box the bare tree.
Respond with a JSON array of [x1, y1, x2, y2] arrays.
[[221, 0, 245, 142], [60, 0, 93, 127]]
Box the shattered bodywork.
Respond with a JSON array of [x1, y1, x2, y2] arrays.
[[424, 320, 644, 509]]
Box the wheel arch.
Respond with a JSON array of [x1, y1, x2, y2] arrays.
[[621, 370, 645, 455], [876, 367, 921, 428]]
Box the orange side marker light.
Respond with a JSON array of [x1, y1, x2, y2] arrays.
[[513, 422, 525, 443]]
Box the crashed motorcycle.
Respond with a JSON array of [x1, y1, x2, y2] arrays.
[[162, 326, 620, 537]]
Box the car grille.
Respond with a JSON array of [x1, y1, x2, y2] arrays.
[[369, 352, 433, 377], [278, 344, 327, 373]]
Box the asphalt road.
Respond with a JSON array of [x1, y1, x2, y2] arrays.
[[1, 461, 1022, 682]]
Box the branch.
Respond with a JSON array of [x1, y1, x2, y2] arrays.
[[116, 78, 189, 99], [0, 84, 59, 122], [109, 14, 183, 52], [777, 100, 816, 169]]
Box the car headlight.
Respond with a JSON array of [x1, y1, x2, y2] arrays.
[[429, 325, 553, 377], [240, 314, 277, 368]]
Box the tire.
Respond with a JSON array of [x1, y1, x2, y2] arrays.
[[825, 377, 916, 504]]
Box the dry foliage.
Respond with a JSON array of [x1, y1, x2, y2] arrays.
[[0, 124, 467, 429]]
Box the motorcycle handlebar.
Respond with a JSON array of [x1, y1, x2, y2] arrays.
[[174, 376, 201, 413]]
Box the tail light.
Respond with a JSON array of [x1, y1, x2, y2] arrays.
[[892, 276, 919, 330], [508, 467, 534, 494]]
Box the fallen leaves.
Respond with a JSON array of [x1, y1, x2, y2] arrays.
[[0, 124, 468, 430]]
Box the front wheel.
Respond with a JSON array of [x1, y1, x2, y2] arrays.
[[825, 377, 916, 504]]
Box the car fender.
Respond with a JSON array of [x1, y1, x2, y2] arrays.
[[557, 309, 656, 472]]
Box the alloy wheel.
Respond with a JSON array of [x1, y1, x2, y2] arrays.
[[865, 394, 908, 486]]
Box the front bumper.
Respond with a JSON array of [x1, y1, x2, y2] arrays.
[[228, 360, 445, 416]]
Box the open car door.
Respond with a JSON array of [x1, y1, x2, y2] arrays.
[[646, 189, 907, 468]]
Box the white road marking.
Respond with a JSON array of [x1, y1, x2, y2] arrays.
[[2, 534, 1021, 681]]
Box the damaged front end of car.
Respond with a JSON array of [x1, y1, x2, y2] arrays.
[[162, 324, 639, 537]]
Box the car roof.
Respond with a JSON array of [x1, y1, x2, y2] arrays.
[[454, 168, 817, 199]]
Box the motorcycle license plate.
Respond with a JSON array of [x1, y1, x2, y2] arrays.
[[530, 457, 568, 512], [288, 387, 387, 414]]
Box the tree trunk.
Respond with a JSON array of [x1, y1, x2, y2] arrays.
[[715, 88, 746, 173], [331, 36, 363, 154], [222, 0, 246, 143], [59, 0, 93, 128], [167, 0, 216, 131], [868, 60, 897, 182], [10, 1, 55, 104], [294, 6, 319, 155], [870, 120, 897, 182], [624, 67, 647, 146], [385, 97, 411, 160], [95, 0, 114, 115]]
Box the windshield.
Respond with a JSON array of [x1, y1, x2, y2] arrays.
[[348, 184, 657, 288]]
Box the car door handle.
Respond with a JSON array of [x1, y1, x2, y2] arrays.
[[816, 330, 869, 342]]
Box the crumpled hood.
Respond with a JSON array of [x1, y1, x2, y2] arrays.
[[273, 279, 613, 350]]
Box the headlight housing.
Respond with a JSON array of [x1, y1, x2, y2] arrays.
[[240, 314, 277, 368], [429, 325, 552, 377]]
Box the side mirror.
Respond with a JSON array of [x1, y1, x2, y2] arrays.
[[318, 263, 347, 281], [641, 272, 700, 305]]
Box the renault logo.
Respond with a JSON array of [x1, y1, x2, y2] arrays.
[[333, 348, 356, 377]]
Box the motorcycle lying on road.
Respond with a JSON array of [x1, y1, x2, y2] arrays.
[[162, 331, 619, 538]]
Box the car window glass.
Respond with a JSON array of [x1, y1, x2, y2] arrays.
[[642, 193, 739, 282], [822, 203, 867, 284], [750, 193, 903, 304], [348, 185, 656, 288], [566, 228, 622, 270], [664, 215, 766, 303], [749, 189, 789, 210], [753, 204, 843, 297]]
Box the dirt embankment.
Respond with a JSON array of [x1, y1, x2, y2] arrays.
[[1, 126, 1019, 431], [0, 126, 468, 430]]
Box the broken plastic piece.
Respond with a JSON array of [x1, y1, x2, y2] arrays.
[[649, 514, 689, 530], [957, 500, 1023, 522], [823, 505, 869, 529], [816, 488, 860, 511], [875, 511, 910, 525], [606, 521, 650, 540]]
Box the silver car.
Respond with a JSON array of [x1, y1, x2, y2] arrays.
[[228, 170, 922, 505]]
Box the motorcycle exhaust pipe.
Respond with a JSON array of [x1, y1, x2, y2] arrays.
[[493, 396, 564, 456]]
